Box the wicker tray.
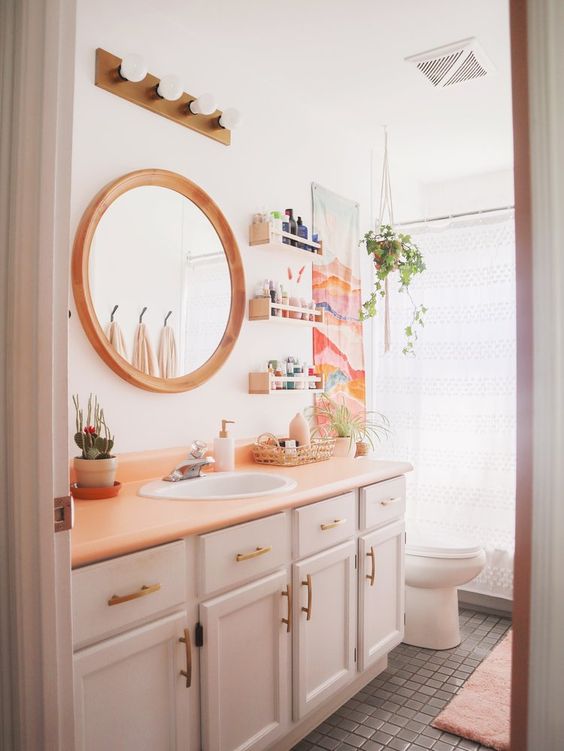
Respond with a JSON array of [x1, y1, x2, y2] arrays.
[[251, 433, 336, 467]]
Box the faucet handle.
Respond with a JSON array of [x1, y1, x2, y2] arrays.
[[190, 440, 207, 459]]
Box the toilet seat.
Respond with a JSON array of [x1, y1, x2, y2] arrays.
[[406, 530, 482, 559]]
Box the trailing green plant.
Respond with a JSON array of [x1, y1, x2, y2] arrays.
[[359, 224, 428, 355], [306, 393, 390, 450], [73, 393, 115, 459]]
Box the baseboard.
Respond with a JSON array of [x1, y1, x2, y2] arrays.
[[458, 588, 513, 617]]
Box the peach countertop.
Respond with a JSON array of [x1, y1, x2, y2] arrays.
[[71, 445, 412, 568]]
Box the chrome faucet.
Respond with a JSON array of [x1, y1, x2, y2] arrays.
[[163, 441, 215, 482]]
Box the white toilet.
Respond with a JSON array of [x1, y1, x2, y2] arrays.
[[404, 526, 486, 650]]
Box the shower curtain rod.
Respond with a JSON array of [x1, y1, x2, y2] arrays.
[[396, 204, 515, 228]]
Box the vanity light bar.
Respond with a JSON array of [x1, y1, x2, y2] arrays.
[[94, 48, 233, 146]]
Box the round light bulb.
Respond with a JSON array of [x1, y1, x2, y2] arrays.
[[219, 107, 241, 130], [157, 74, 183, 101], [189, 93, 216, 116], [119, 54, 147, 83]]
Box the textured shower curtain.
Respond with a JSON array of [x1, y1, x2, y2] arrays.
[[372, 213, 516, 599]]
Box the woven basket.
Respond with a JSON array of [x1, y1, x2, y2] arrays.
[[251, 433, 336, 467]]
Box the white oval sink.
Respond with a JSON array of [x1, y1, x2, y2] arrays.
[[139, 471, 297, 501]]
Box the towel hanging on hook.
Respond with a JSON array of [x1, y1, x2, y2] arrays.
[[104, 304, 128, 359], [132, 306, 158, 376], [158, 310, 177, 379]]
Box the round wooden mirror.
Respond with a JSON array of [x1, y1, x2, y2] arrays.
[[72, 169, 245, 393]]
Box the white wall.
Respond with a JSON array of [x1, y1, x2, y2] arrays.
[[68, 0, 424, 452], [69, 0, 512, 454]]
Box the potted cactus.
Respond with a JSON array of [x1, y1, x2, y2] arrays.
[[72, 394, 116, 487]]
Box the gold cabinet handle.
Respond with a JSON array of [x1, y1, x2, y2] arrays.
[[380, 497, 401, 506], [366, 547, 376, 586], [301, 574, 313, 620], [179, 628, 192, 688], [281, 584, 292, 632], [236, 545, 272, 562], [107, 583, 161, 606], [320, 518, 347, 531]]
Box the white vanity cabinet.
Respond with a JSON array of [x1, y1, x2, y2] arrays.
[[71, 474, 407, 751], [199, 569, 292, 751], [74, 611, 191, 751], [358, 520, 405, 671], [293, 540, 357, 720]]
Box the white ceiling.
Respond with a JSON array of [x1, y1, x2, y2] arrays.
[[183, 0, 514, 185]]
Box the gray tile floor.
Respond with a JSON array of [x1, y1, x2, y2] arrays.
[[294, 608, 512, 751]]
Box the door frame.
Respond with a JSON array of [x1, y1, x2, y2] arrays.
[[0, 0, 76, 748]]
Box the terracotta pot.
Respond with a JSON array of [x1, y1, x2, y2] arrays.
[[73, 456, 117, 488], [333, 437, 356, 458]]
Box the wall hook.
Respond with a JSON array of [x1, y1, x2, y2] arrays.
[[164, 310, 172, 326], [110, 304, 119, 322], [139, 306, 148, 323]]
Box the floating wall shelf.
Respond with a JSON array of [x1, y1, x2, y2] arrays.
[[249, 223, 323, 257], [248, 297, 324, 326], [248, 372, 324, 395]]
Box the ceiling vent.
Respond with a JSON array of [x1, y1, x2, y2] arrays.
[[405, 38, 494, 88]]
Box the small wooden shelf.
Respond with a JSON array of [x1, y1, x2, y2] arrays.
[[248, 297, 324, 325], [249, 223, 323, 256], [248, 372, 324, 395]]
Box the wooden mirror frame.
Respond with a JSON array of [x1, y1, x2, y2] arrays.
[[71, 168, 245, 393]]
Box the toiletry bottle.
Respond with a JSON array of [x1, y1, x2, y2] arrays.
[[289, 411, 310, 447], [269, 280, 276, 315], [285, 209, 297, 246], [214, 420, 235, 472], [275, 284, 283, 316], [270, 211, 283, 239], [297, 216, 308, 250], [286, 357, 294, 389], [281, 286, 289, 316], [282, 214, 290, 244]]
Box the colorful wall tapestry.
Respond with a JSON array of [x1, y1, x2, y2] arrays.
[[312, 183, 366, 411]]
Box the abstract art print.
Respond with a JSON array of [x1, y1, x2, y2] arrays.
[[312, 183, 366, 412]]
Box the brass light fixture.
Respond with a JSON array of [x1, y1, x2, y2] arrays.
[[94, 48, 240, 146]]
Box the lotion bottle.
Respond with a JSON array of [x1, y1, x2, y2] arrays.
[[214, 419, 235, 471], [289, 411, 310, 447]]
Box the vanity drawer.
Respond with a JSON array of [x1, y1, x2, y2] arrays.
[[360, 476, 406, 531], [199, 513, 290, 596], [72, 540, 186, 649], [294, 492, 356, 558]]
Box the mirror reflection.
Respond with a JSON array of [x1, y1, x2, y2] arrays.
[[89, 185, 232, 378]]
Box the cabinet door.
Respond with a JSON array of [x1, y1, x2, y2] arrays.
[[200, 569, 291, 751], [293, 540, 357, 720], [74, 611, 191, 751], [358, 520, 405, 671]]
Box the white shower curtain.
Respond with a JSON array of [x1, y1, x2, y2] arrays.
[[371, 213, 516, 599]]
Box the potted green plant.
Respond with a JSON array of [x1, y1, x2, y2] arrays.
[[359, 224, 427, 355], [72, 394, 116, 487], [306, 394, 390, 458]]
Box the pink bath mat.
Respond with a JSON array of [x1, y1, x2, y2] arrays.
[[432, 631, 512, 751]]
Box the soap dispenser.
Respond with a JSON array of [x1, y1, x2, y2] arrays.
[[214, 419, 235, 472]]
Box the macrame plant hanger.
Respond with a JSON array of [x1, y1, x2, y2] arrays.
[[377, 128, 394, 353]]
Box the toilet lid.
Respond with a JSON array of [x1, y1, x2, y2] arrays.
[[406, 529, 483, 559]]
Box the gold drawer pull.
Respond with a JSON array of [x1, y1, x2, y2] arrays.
[[320, 518, 347, 531], [179, 628, 192, 688], [236, 545, 272, 562], [301, 574, 313, 620], [281, 584, 292, 632], [107, 583, 161, 606], [380, 497, 401, 506], [366, 547, 376, 586]]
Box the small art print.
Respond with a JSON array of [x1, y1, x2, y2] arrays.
[[312, 183, 366, 412]]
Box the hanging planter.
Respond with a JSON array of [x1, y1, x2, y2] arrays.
[[360, 129, 428, 355], [359, 224, 427, 355]]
